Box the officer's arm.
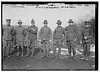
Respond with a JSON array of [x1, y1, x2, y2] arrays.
[[63, 28, 66, 35], [80, 29, 84, 43], [62, 28, 66, 41], [23, 29, 27, 36], [39, 28, 42, 40], [74, 26, 79, 40], [12, 27, 15, 36], [23, 28, 26, 36], [53, 29, 56, 40], [48, 28, 52, 40], [74, 25, 78, 34], [89, 27, 93, 38], [36, 27, 38, 34], [33, 27, 38, 34], [2, 26, 5, 35], [65, 27, 67, 31]]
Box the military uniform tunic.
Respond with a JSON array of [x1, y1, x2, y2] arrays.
[[81, 27, 92, 57], [65, 24, 78, 41], [65, 24, 78, 56], [3, 25, 14, 40], [53, 26, 65, 47], [15, 26, 25, 46], [39, 26, 52, 41], [27, 25, 38, 47], [3, 25, 14, 57], [39, 26, 52, 49]]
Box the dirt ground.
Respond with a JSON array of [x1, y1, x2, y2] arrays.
[[2, 47, 95, 71]]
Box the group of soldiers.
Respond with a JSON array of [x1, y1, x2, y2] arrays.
[[2, 18, 93, 61]]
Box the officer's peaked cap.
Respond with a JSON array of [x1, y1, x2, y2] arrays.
[[6, 19, 11, 22], [31, 19, 35, 23], [84, 21, 90, 24]]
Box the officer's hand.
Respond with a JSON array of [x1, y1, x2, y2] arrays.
[[39, 39, 41, 42], [74, 38, 77, 41], [80, 41, 82, 44], [49, 39, 52, 42], [84, 36, 87, 39], [91, 44, 95, 48], [32, 29, 35, 31]]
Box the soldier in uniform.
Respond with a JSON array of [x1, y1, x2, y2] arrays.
[[25, 19, 38, 58], [39, 20, 52, 58], [65, 19, 79, 60], [3, 19, 14, 58], [15, 20, 25, 57], [81, 21, 92, 60], [53, 20, 65, 59]]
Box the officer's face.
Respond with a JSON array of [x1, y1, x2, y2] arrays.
[[31, 22, 35, 26], [44, 24, 47, 26], [58, 23, 61, 26], [85, 23, 89, 27], [18, 23, 22, 26], [69, 23, 73, 26], [6, 21, 10, 26]]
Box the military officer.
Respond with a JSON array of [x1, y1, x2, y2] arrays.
[[81, 21, 92, 60], [65, 19, 79, 60], [39, 20, 52, 58], [53, 20, 65, 59], [3, 19, 14, 58], [15, 20, 25, 57], [25, 19, 38, 58]]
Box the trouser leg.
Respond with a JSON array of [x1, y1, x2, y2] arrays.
[[46, 48, 49, 58], [21, 44, 24, 57], [42, 48, 46, 58], [67, 41, 71, 56], [53, 47, 56, 57], [68, 46, 71, 56], [71, 41, 76, 57], [31, 41, 35, 57], [53, 40, 57, 57], [57, 47, 61, 58], [17, 43, 20, 56], [83, 44, 87, 58], [31, 47, 35, 57], [57, 41, 61, 58], [3, 40, 6, 58], [42, 40, 46, 58], [6, 41, 11, 57], [72, 47, 76, 57], [3, 47, 6, 58], [25, 46, 30, 57], [86, 43, 91, 58]]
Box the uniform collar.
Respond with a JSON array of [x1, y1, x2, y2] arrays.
[[7, 25, 11, 26], [44, 25, 48, 27], [31, 25, 35, 27], [18, 25, 22, 27], [85, 27, 89, 29], [57, 25, 62, 27], [69, 25, 73, 27]]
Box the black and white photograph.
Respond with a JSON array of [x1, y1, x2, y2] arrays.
[[1, 1, 98, 71]]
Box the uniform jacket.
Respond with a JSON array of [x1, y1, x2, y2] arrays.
[[65, 24, 78, 41], [3, 25, 14, 40], [39, 26, 52, 40], [80, 27, 92, 43], [15, 26, 25, 42], [27, 25, 38, 41], [53, 25, 65, 40]]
